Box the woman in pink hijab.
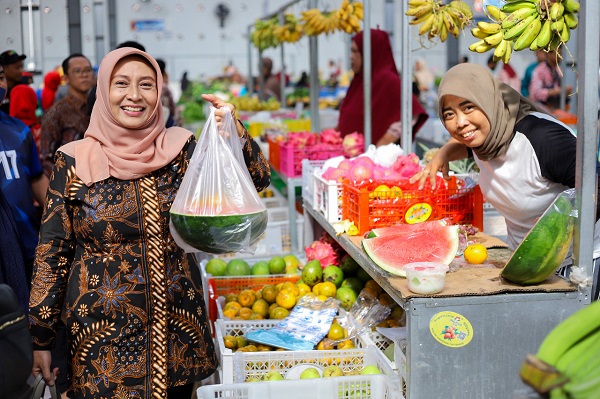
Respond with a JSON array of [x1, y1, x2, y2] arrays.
[[28, 48, 270, 398]]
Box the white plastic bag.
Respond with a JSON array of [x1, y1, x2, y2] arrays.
[[170, 107, 267, 254]]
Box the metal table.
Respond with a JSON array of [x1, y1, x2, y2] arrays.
[[304, 205, 586, 399]]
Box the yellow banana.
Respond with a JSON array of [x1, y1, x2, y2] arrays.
[[469, 39, 494, 53], [504, 14, 537, 41], [563, 12, 578, 29], [486, 5, 507, 22], [513, 16, 542, 51], [529, 37, 540, 51], [536, 19, 553, 48], [428, 11, 442, 37], [502, 40, 513, 64], [418, 13, 437, 35], [439, 16, 448, 42], [563, 0, 580, 14], [409, 10, 434, 25], [477, 21, 501, 34], [493, 39, 508, 60], [484, 30, 505, 46], [406, 2, 433, 17], [549, 2, 565, 21], [408, 0, 429, 7], [501, 7, 538, 29], [471, 27, 488, 40], [444, 7, 470, 29], [442, 10, 460, 37], [468, 39, 485, 51]]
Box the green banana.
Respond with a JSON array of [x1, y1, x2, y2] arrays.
[[485, 5, 507, 22], [555, 329, 600, 376], [563, 0, 580, 14], [536, 301, 600, 366], [501, 7, 538, 29], [513, 16, 542, 51], [502, 40, 512, 64], [547, 33, 562, 51], [529, 37, 541, 51], [559, 23, 571, 43], [564, 373, 600, 399], [551, 17, 565, 34], [504, 14, 537, 40], [501, 0, 538, 14], [564, 12, 578, 29], [549, 2, 565, 21], [477, 21, 501, 34], [536, 19, 553, 48], [484, 30, 505, 46]]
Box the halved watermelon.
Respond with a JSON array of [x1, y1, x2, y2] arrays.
[[368, 219, 449, 238], [362, 224, 459, 277]]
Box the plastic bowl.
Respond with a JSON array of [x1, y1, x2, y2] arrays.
[[404, 262, 449, 295]]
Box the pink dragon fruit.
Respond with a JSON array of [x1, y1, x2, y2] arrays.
[[392, 153, 423, 178], [305, 239, 339, 268], [319, 129, 343, 145], [342, 132, 365, 157]]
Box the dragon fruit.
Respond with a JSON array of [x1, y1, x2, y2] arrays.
[[305, 239, 339, 268], [320, 129, 343, 145], [342, 132, 365, 157]]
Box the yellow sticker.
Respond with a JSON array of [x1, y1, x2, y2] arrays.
[[430, 311, 474, 348], [405, 202, 433, 224]]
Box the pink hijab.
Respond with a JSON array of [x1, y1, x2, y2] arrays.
[[60, 48, 192, 186]]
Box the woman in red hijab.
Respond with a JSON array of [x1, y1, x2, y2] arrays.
[[40, 70, 61, 111], [337, 29, 428, 146], [9, 84, 41, 148]]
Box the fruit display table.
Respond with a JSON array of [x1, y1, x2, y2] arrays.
[[303, 205, 586, 399]]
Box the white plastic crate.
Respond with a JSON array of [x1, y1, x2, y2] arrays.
[[357, 331, 395, 370], [197, 374, 401, 399], [301, 159, 326, 208], [313, 171, 343, 223], [393, 335, 407, 381]]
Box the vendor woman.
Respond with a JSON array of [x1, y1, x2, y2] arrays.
[[411, 63, 600, 300]]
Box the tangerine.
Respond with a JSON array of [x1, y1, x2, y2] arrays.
[[252, 299, 269, 318], [270, 306, 290, 319], [296, 283, 311, 297], [464, 244, 488, 264], [319, 281, 337, 298], [222, 308, 238, 319], [276, 289, 296, 309], [238, 290, 257, 308], [225, 293, 238, 303], [238, 307, 253, 320], [223, 335, 237, 350], [337, 339, 355, 350], [281, 281, 300, 297], [224, 301, 242, 312], [261, 285, 278, 304], [364, 279, 383, 296], [328, 324, 345, 340]]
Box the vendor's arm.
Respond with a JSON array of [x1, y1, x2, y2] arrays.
[[29, 152, 75, 384], [410, 138, 469, 189]]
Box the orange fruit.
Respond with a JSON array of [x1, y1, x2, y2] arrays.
[[269, 302, 279, 314], [222, 308, 238, 319], [252, 299, 269, 318], [223, 335, 237, 350], [224, 301, 242, 312], [281, 281, 300, 297], [312, 282, 323, 295], [238, 307, 253, 320], [319, 281, 337, 298], [364, 280, 383, 296], [249, 312, 263, 320], [296, 283, 311, 297], [238, 289, 257, 308], [378, 292, 395, 307], [276, 289, 296, 309], [269, 306, 290, 319], [337, 339, 355, 350], [225, 293, 238, 303], [464, 244, 488, 264], [328, 324, 345, 340], [261, 285, 278, 304], [316, 338, 335, 350]]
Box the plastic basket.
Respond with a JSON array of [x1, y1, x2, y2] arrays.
[[301, 159, 327, 208], [268, 136, 282, 172], [314, 173, 344, 223], [197, 374, 401, 399], [279, 143, 344, 178], [341, 177, 484, 235]]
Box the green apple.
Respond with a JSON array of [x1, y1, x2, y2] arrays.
[[299, 367, 321, 379], [323, 365, 344, 378], [265, 371, 284, 381], [360, 365, 381, 375]]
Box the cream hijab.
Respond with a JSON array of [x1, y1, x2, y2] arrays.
[[60, 48, 192, 186], [437, 63, 542, 160]]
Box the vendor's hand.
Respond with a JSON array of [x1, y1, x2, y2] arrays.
[[201, 94, 244, 138], [32, 350, 59, 387], [409, 153, 451, 190]]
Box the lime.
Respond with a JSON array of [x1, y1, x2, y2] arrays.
[[251, 260, 270, 275], [268, 256, 286, 274], [225, 258, 251, 276], [205, 258, 227, 276]]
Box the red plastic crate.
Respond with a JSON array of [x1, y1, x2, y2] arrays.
[[267, 136, 282, 172], [341, 177, 484, 235], [279, 143, 344, 178]]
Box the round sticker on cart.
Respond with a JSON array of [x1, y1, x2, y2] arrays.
[[405, 202, 433, 224], [430, 311, 473, 348]]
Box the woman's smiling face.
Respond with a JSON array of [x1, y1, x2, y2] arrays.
[[441, 94, 491, 148], [109, 56, 158, 129]]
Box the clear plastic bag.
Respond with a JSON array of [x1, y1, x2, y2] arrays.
[[170, 107, 267, 254]]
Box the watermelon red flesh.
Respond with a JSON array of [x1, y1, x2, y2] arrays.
[[362, 225, 459, 277], [370, 220, 448, 238]]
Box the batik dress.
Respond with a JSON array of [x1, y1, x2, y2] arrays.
[[29, 135, 270, 398]]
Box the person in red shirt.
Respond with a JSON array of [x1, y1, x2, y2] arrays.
[[9, 84, 42, 149]]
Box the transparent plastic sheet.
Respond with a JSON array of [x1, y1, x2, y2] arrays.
[[169, 107, 267, 254], [331, 289, 391, 346], [245, 296, 340, 351]]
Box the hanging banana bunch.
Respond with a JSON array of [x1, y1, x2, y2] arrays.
[[406, 0, 473, 43], [519, 300, 600, 399], [336, 0, 364, 35], [301, 8, 327, 36], [273, 13, 305, 44], [470, 0, 580, 63], [251, 17, 280, 51]]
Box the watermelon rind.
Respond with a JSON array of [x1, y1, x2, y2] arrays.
[[362, 225, 459, 277], [501, 196, 574, 285], [170, 210, 268, 254]]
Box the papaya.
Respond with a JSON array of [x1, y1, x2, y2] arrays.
[[501, 196, 574, 285]]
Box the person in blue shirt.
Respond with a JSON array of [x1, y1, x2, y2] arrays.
[[0, 59, 48, 284]]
